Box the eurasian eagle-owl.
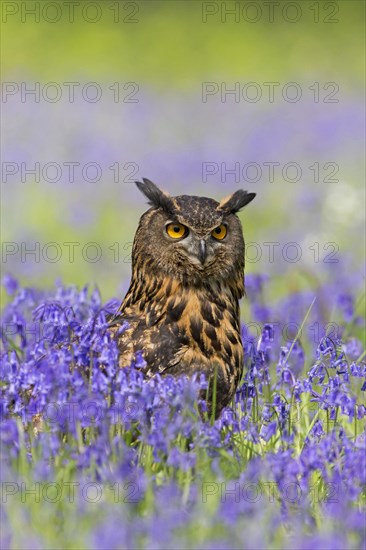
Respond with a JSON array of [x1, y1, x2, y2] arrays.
[[109, 179, 256, 417]]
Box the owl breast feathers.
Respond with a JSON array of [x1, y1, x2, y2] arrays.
[[109, 179, 256, 417]]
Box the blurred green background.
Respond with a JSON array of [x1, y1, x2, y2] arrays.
[[1, 0, 365, 302]]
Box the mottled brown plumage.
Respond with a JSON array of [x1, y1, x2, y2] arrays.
[[109, 179, 255, 417]]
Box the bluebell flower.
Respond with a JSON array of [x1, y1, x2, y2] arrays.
[[311, 420, 325, 439], [260, 421, 277, 442], [337, 293, 354, 323], [2, 274, 19, 295]]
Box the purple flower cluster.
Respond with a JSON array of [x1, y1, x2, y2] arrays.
[[1, 274, 365, 549]]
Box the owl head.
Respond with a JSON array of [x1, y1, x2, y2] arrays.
[[132, 178, 256, 286]]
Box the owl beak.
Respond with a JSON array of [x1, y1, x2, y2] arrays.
[[198, 239, 207, 265]]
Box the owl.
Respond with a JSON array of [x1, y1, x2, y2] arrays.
[[109, 179, 256, 417]]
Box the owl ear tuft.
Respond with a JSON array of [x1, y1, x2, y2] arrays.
[[218, 190, 256, 214], [135, 178, 173, 211]]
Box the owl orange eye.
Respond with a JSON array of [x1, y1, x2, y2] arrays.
[[166, 223, 188, 239], [211, 224, 227, 240]]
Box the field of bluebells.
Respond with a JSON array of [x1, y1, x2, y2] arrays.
[[1, 268, 365, 549]]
